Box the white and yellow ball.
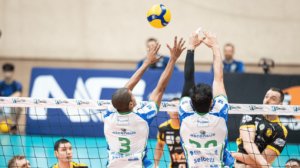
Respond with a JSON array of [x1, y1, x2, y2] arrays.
[[147, 4, 171, 28]]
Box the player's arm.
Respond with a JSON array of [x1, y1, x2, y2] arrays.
[[125, 42, 164, 91], [9, 91, 21, 97], [153, 140, 165, 167], [202, 30, 226, 98], [149, 37, 186, 106], [181, 32, 205, 98]]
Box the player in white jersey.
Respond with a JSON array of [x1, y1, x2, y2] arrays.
[[179, 30, 235, 168], [104, 37, 186, 168]]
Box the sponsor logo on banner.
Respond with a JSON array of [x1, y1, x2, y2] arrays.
[[271, 106, 286, 111], [33, 99, 47, 104], [293, 106, 300, 112], [12, 98, 26, 103], [55, 99, 68, 105], [139, 102, 147, 107], [190, 130, 216, 139], [76, 100, 90, 105], [274, 138, 286, 147], [0, 98, 4, 102], [229, 105, 242, 110], [112, 129, 136, 136], [162, 102, 176, 108], [97, 100, 110, 106], [249, 105, 263, 111]]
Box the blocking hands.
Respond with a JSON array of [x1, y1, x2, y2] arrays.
[[188, 32, 206, 50], [167, 36, 186, 61], [202, 30, 219, 49], [145, 42, 164, 65]]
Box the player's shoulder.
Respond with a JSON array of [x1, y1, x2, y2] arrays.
[[159, 120, 171, 129], [179, 97, 194, 113], [72, 162, 88, 167], [0, 80, 4, 86], [13, 80, 22, 87], [50, 163, 58, 168], [137, 101, 159, 114], [274, 120, 288, 138], [213, 94, 228, 103]]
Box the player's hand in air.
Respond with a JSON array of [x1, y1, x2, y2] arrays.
[[202, 30, 219, 49], [167, 36, 186, 61], [144, 42, 164, 65], [188, 32, 206, 50]]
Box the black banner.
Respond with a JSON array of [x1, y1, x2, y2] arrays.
[[224, 73, 300, 143]]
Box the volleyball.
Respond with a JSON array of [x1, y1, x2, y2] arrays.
[[0, 120, 12, 133], [147, 4, 171, 28]]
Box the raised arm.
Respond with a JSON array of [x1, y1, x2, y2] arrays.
[[202, 31, 226, 98], [125, 43, 163, 91], [181, 32, 205, 97], [149, 37, 186, 107]]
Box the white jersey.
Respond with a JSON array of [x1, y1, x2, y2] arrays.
[[104, 101, 159, 168], [179, 95, 232, 168]]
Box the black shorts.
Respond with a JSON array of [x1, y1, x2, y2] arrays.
[[236, 147, 247, 164]]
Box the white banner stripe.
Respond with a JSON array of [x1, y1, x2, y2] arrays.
[[1, 97, 300, 116]]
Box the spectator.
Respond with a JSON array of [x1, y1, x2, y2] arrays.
[[8, 155, 31, 168], [286, 158, 300, 168], [137, 38, 179, 71], [211, 43, 245, 73]]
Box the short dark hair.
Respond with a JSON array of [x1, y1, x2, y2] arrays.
[[224, 43, 234, 50], [270, 87, 284, 103], [112, 88, 132, 112], [286, 158, 300, 166], [8, 155, 26, 168], [147, 38, 157, 43], [3, 63, 14, 72], [189, 83, 212, 113], [170, 98, 180, 102], [54, 139, 71, 151]]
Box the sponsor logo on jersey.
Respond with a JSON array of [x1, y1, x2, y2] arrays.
[[242, 115, 252, 123], [210, 165, 218, 168], [190, 130, 216, 139], [176, 136, 181, 144], [166, 131, 174, 134], [128, 157, 139, 161], [229, 105, 241, 110], [259, 124, 265, 130], [117, 116, 129, 125], [97, 100, 110, 106], [271, 106, 286, 111], [55, 99, 68, 105], [112, 129, 136, 136], [76, 100, 90, 105], [206, 150, 218, 156], [162, 102, 177, 108], [194, 157, 215, 164], [274, 138, 285, 147], [33, 99, 47, 104], [175, 147, 183, 150], [266, 128, 272, 137], [197, 117, 209, 127], [218, 100, 223, 104], [249, 105, 263, 111], [181, 101, 188, 105], [166, 135, 175, 144], [147, 111, 156, 119], [12, 98, 25, 103], [190, 150, 201, 156]]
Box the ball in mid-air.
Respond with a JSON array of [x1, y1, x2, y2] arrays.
[[0, 120, 12, 133], [147, 4, 171, 28]]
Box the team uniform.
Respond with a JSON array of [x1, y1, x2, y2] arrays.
[[179, 95, 235, 168], [51, 162, 88, 168], [0, 80, 22, 96], [104, 101, 159, 168], [157, 120, 187, 168], [211, 60, 245, 73], [236, 115, 288, 164]]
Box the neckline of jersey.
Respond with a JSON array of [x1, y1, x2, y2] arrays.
[[169, 119, 180, 130], [195, 111, 208, 116], [263, 115, 280, 122], [118, 111, 133, 115]]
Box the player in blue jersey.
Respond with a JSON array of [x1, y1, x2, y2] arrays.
[[179, 30, 235, 168], [104, 37, 186, 168]]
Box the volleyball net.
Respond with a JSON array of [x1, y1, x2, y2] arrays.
[[0, 97, 300, 168]]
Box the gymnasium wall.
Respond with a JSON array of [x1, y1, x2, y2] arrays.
[[0, 0, 300, 64]]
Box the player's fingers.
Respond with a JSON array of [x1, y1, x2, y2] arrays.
[[181, 47, 187, 52], [174, 36, 177, 46], [178, 38, 183, 46], [166, 44, 172, 50], [180, 40, 186, 48], [157, 55, 164, 60], [156, 44, 161, 52]]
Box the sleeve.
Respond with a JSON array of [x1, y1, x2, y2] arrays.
[[239, 115, 256, 130], [136, 101, 159, 125], [157, 126, 166, 143], [237, 62, 245, 73], [16, 82, 22, 92], [104, 104, 117, 118], [210, 95, 229, 120], [179, 97, 194, 121], [181, 50, 195, 98], [266, 127, 288, 156]]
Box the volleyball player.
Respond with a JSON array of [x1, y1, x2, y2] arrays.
[[232, 88, 288, 168], [104, 37, 186, 168], [8, 155, 31, 168], [179, 30, 235, 167], [51, 139, 88, 168], [153, 98, 187, 168]]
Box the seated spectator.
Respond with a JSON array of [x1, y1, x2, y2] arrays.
[[286, 158, 300, 168], [137, 38, 179, 71], [8, 155, 31, 168], [211, 43, 245, 73], [52, 139, 88, 168]]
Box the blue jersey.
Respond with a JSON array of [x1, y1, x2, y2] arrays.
[[211, 60, 245, 73], [0, 80, 22, 97], [104, 101, 159, 168], [179, 95, 235, 167], [137, 55, 179, 71]]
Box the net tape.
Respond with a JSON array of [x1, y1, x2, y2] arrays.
[[0, 97, 300, 116]]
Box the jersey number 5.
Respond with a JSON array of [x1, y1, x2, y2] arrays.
[[119, 138, 130, 153]]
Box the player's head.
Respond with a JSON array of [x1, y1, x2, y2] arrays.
[[285, 158, 300, 168], [112, 88, 136, 112], [146, 38, 158, 49], [2, 63, 14, 80], [224, 43, 234, 61], [189, 83, 212, 113], [263, 87, 284, 105], [8, 155, 31, 168], [54, 139, 73, 163], [167, 98, 180, 119]]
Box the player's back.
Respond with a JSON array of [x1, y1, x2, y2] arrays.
[[104, 101, 159, 168], [179, 95, 229, 167]]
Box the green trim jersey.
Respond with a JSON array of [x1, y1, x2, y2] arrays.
[[157, 120, 187, 168], [179, 95, 235, 168], [104, 101, 159, 168], [236, 115, 288, 164]]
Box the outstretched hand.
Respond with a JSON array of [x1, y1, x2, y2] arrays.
[[202, 30, 219, 49], [167, 36, 186, 61], [188, 32, 206, 50], [145, 42, 164, 65]]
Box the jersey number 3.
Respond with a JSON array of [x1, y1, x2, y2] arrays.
[[119, 138, 130, 153], [189, 139, 217, 148]]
